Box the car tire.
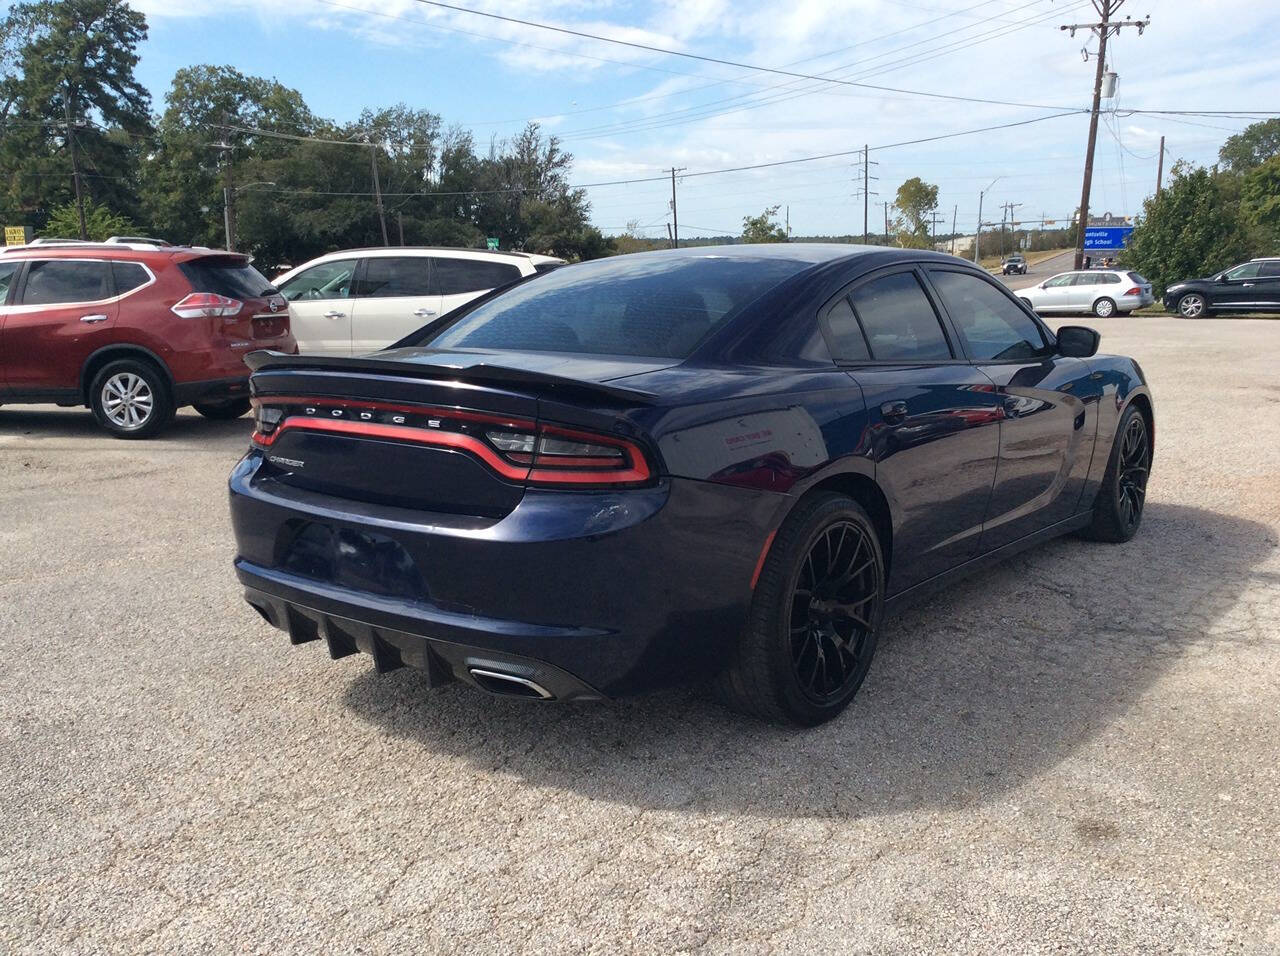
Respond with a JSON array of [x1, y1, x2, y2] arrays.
[[193, 398, 252, 420], [1079, 404, 1150, 544], [1176, 292, 1207, 318], [1093, 297, 1116, 318], [714, 492, 885, 727], [89, 358, 175, 440]]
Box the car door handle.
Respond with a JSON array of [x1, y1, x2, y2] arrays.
[[413, 308, 437, 317], [80, 314, 109, 323], [880, 401, 908, 425], [1242, 282, 1255, 287], [323, 310, 346, 319]]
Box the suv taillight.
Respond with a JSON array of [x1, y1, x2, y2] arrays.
[[1123, 287, 1141, 296], [172, 292, 242, 318]]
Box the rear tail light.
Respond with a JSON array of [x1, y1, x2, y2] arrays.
[[251, 398, 652, 487], [172, 292, 242, 318], [1123, 286, 1142, 296]]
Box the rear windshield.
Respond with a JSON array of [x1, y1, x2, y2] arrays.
[[422, 254, 806, 358], [1127, 271, 1148, 284], [179, 257, 275, 298]]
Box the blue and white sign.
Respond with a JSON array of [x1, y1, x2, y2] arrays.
[[1083, 226, 1134, 251]]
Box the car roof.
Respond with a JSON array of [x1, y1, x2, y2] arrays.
[[599, 242, 965, 267], [0, 241, 243, 263], [298, 246, 565, 265]]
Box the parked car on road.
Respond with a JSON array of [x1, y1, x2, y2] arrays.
[[1001, 254, 1027, 275], [1162, 258, 1280, 318], [1017, 269, 1154, 317], [0, 240, 295, 437], [230, 244, 1153, 726], [273, 247, 564, 355]]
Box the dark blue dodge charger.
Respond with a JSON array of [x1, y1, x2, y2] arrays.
[[229, 245, 1153, 725]]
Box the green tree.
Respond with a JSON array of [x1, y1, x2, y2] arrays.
[[1240, 154, 1280, 250], [41, 198, 133, 239], [741, 205, 788, 243], [893, 177, 939, 249], [1218, 119, 1280, 173], [1121, 162, 1257, 296], [0, 0, 152, 233]]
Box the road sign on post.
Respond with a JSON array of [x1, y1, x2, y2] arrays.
[[4, 226, 33, 246], [486, 237, 499, 250], [1083, 226, 1134, 251]]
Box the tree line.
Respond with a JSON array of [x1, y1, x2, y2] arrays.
[[0, 0, 611, 272]]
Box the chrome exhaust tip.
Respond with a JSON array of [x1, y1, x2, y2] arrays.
[[468, 667, 555, 700]]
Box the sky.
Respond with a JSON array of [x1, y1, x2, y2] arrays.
[[18, 0, 1280, 238]]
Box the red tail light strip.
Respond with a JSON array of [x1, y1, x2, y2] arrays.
[[250, 397, 651, 486]]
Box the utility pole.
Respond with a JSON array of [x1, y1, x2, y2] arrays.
[[668, 167, 686, 248], [855, 144, 879, 244], [974, 176, 1000, 263], [213, 117, 235, 251], [369, 142, 389, 246], [666, 222, 674, 248], [882, 201, 891, 244], [1156, 134, 1166, 196], [929, 211, 946, 248], [64, 91, 87, 240], [398, 211, 405, 246], [949, 203, 958, 255], [1001, 202, 1023, 257], [1062, 1, 1150, 269], [785, 205, 790, 240]]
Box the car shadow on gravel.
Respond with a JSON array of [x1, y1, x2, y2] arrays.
[[342, 502, 1276, 819], [0, 406, 252, 442]]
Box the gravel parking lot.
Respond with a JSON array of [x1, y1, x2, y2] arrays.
[[2, 316, 1278, 953]]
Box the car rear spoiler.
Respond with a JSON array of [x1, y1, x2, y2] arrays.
[[244, 350, 658, 405]]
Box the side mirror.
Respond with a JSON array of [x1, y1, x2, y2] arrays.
[[1057, 325, 1100, 358]]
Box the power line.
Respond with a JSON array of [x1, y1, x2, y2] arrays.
[[408, 0, 1083, 113]]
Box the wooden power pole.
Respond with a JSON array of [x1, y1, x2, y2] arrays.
[[369, 143, 389, 246], [1062, 1, 1150, 269], [65, 92, 87, 240], [1156, 135, 1166, 196]]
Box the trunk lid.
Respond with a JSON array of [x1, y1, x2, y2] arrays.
[[179, 253, 288, 341], [247, 350, 661, 518]]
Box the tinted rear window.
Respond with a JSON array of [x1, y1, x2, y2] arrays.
[[179, 257, 274, 298], [433, 257, 521, 295], [1127, 271, 1149, 284], [424, 254, 806, 358]]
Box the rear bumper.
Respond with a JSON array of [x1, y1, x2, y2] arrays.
[[1117, 294, 1154, 312], [174, 376, 250, 406], [228, 452, 785, 697]]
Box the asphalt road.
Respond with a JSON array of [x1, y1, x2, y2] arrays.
[[997, 249, 1077, 291], [3, 317, 1279, 952]]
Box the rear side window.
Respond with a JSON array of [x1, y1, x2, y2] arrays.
[[823, 297, 871, 362], [425, 254, 805, 358], [359, 257, 432, 298], [180, 257, 274, 298], [847, 271, 952, 362], [0, 261, 17, 303], [928, 269, 1049, 362], [432, 258, 521, 295], [1099, 272, 1122, 284], [20, 260, 109, 304], [1259, 261, 1280, 278], [111, 262, 151, 295]]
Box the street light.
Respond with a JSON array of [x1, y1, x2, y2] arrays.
[[974, 176, 1002, 264]]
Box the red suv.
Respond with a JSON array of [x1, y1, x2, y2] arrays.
[[0, 240, 296, 438]]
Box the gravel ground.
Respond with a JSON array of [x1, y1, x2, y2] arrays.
[[2, 316, 1278, 954]]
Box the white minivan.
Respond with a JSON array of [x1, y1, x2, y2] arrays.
[[273, 247, 564, 354]]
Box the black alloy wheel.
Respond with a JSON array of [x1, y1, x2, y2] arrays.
[[790, 519, 879, 704], [715, 492, 885, 726], [1080, 404, 1151, 543], [1115, 412, 1150, 533]]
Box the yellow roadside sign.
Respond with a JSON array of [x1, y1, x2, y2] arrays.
[[5, 226, 32, 246]]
